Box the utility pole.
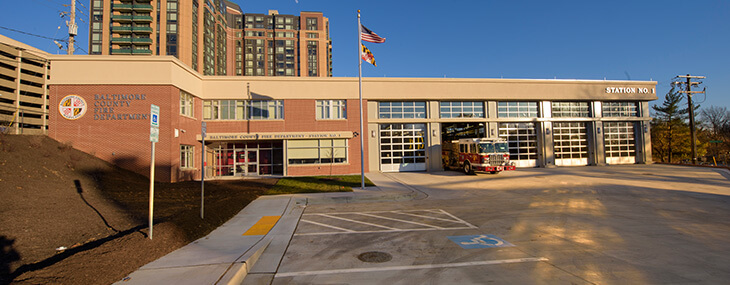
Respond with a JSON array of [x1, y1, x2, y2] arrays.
[[675, 74, 706, 164], [67, 0, 77, 55]]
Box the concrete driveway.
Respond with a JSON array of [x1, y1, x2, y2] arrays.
[[258, 164, 730, 284]]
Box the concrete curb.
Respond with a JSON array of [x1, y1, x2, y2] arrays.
[[215, 235, 271, 285], [114, 196, 297, 285], [117, 172, 419, 285]]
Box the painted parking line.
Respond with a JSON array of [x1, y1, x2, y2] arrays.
[[295, 209, 477, 236], [243, 215, 281, 236], [275, 257, 549, 278]]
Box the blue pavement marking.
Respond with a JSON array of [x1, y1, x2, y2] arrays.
[[448, 234, 515, 249]]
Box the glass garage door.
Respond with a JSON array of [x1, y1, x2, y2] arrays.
[[380, 123, 427, 172], [498, 122, 538, 167], [553, 122, 588, 166], [604, 122, 636, 164]]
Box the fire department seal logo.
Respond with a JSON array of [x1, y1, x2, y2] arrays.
[[59, 95, 87, 120]]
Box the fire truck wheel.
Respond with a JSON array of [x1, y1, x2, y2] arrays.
[[490, 171, 499, 174], [464, 163, 473, 175]]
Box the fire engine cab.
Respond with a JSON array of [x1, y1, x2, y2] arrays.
[[442, 138, 516, 175]]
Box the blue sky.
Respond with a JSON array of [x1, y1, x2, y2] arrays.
[[1, 0, 728, 110]]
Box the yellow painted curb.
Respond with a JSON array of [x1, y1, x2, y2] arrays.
[[243, 216, 281, 236]]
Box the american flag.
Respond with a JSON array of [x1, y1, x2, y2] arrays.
[[360, 24, 385, 43]]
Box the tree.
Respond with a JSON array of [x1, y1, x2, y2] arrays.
[[700, 106, 730, 164], [651, 85, 692, 163], [700, 106, 729, 136]]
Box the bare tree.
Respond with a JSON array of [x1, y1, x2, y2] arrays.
[[700, 106, 730, 163], [700, 106, 729, 136]]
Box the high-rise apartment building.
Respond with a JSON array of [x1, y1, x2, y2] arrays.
[[89, 0, 332, 77]]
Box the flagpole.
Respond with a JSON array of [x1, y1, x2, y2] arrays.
[[357, 10, 365, 190]]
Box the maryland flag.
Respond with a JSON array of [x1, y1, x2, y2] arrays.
[[361, 44, 376, 66]]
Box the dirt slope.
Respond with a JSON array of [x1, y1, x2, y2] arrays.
[[0, 135, 274, 284]]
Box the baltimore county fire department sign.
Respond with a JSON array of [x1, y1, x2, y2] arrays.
[[59, 95, 88, 120], [198, 131, 355, 141]]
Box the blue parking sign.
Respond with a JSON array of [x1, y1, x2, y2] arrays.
[[448, 234, 514, 249], [150, 104, 160, 128]]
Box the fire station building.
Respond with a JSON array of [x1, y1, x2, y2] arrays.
[[48, 56, 657, 182]]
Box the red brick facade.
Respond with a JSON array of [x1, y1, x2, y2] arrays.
[[49, 84, 368, 182]]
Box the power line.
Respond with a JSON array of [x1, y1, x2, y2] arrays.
[[0, 26, 68, 42]]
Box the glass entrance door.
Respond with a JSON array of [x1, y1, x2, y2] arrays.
[[234, 149, 258, 176]]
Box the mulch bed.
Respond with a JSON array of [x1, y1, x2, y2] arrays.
[[0, 135, 274, 284]]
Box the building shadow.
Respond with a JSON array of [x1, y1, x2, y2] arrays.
[[1, 236, 21, 284]]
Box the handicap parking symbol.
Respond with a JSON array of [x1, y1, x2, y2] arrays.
[[448, 234, 514, 249]]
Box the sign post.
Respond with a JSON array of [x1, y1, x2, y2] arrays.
[[201, 121, 206, 219], [149, 104, 160, 239]]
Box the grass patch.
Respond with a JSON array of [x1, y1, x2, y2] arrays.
[[266, 175, 376, 195]]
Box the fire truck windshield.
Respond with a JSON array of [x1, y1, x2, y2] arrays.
[[478, 142, 509, 153]]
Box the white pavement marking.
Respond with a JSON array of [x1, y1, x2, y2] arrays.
[[296, 209, 477, 236], [294, 226, 476, 236], [299, 219, 355, 233], [354, 212, 444, 229], [315, 213, 398, 230], [392, 211, 469, 224], [433, 209, 479, 229], [275, 257, 549, 278]]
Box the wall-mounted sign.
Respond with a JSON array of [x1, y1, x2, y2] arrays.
[[93, 93, 149, 121], [605, 87, 655, 94], [59, 95, 87, 120], [197, 131, 354, 141]]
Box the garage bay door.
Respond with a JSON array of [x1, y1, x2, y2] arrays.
[[380, 123, 427, 172]]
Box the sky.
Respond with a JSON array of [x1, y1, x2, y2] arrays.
[[1, 0, 728, 110]]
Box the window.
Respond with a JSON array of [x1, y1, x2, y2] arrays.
[[497, 102, 539, 118], [379, 102, 427, 119], [180, 90, 193, 117], [307, 33, 319, 38], [603, 102, 638, 117], [180, 145, 194, 168], [306, 17, 318, 30], [288, 139, 347, 164], [316, 100, 346, 119], [552, 102, 590, 118], [440, 102, 484, 118], [203, 100, 284, 120], [307, 41, 318, 76]]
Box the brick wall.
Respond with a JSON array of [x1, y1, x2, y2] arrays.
[[49, 84, 187, 182], [49, 85, 369, 181]]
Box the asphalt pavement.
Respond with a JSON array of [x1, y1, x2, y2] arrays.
[[116, 164, 730, 284]]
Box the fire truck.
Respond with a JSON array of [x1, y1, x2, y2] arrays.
[[442, 138, 516, 174]]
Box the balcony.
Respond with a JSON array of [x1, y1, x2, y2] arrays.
[[111, 37, 132, 44], [133, 4, 153, 12], [113, 4, 133, 11], [131, 38, 152, 44], [111, 14, 133, 22], [133, 15, 153, 22], [111, 49, 152, 55], [111, 26, 133, 33], [111, 48, 132, 54], [132, 26, 153, 33], [132, 49, 152, 55]]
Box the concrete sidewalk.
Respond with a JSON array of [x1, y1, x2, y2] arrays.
[[114, 172, 417, 285]]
